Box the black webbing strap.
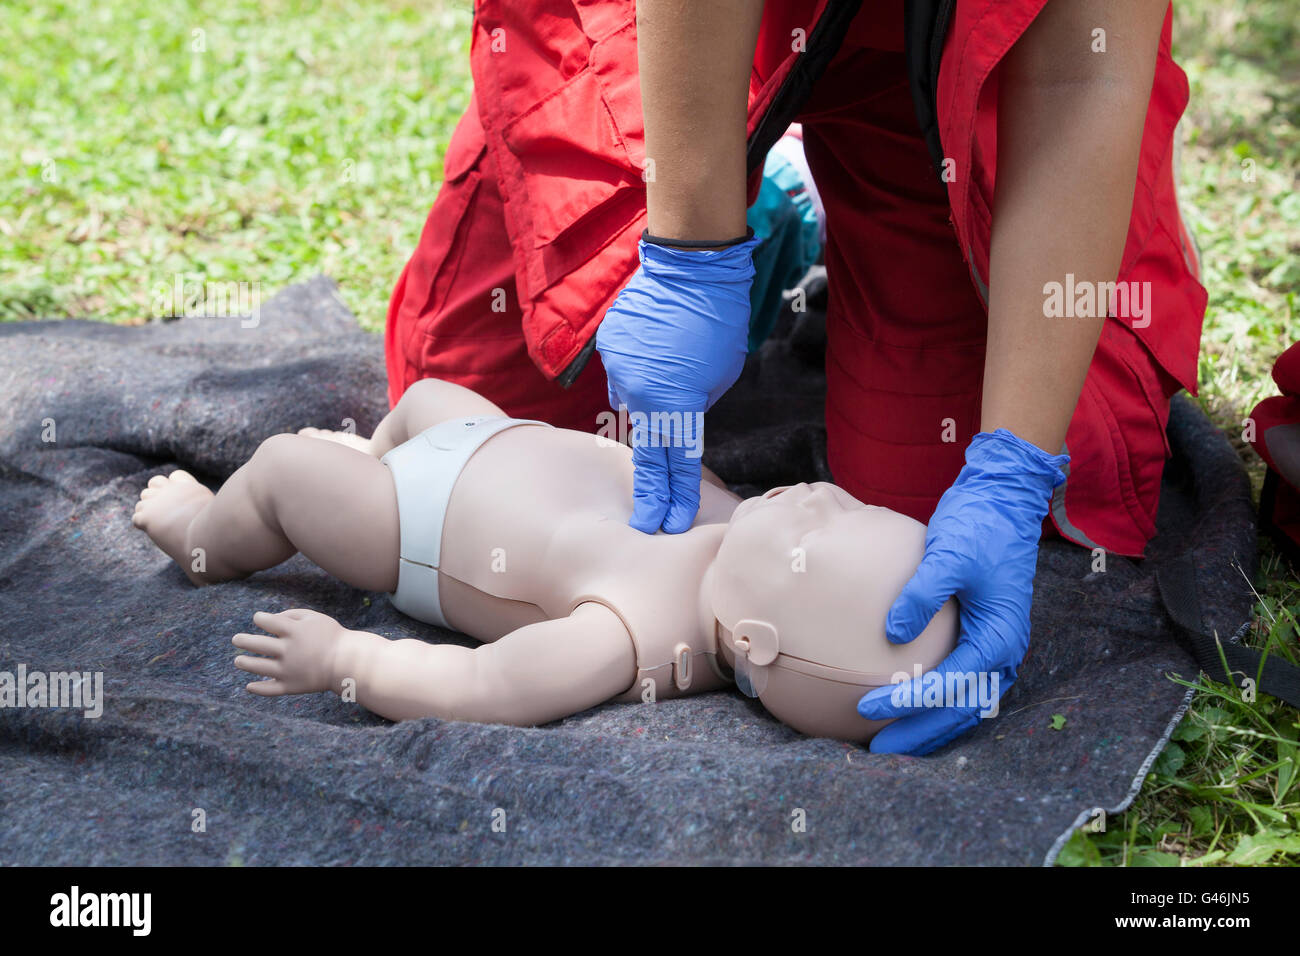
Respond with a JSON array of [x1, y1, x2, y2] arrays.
[[745, 0, 864, 178], [559, 0, 864, 388], [1155, 553, 1300, 708], [903, 0, 956, 180]]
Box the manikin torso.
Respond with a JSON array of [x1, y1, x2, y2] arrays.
[[434, 424, 738, 701]]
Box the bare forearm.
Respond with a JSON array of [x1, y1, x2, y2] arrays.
[[638, 0, 765, 242], [981, 0, 1168, 452]]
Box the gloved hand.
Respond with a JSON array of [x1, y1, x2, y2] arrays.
[[857, 428, 1069, 755], [596, 232, 761, 533]]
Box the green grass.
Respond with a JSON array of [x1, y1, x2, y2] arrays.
[[1177, 1, 1300, 444], [0, 0, 474, 328], [1058, 0, 1300, 867], [3, 0, 1299, 866], [1058, 575, 1300, 866]]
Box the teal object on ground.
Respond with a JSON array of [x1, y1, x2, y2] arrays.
[[745, 145, 823, 351]]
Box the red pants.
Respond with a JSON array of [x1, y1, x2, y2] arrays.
[[383, 86, 615, 431], [385, 0, 1205, 557]]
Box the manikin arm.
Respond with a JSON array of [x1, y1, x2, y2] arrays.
[[233, 604, 638, 726]]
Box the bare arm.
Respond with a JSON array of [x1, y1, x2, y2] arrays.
[[981, 0, 1170, 452], [233, 604, 638, 726], [638, 0, 766, 243]]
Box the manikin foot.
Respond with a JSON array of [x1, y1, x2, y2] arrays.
[[297, 427, 375, 456], [132, 470, 214, 585]]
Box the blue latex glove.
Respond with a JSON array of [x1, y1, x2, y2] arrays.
[[596, 234, 761, 533], [857, 428, 1068, 755]]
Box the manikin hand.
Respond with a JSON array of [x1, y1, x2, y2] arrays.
[[595, 233, 761, 534], [232, 609, 345, 696], [857, 429, 1069, 755]]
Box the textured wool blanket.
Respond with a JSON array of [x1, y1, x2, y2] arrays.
[[0, 275, 1256, 865]]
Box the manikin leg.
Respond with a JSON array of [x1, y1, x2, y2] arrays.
[[132, 378, 505, 588], [129, 376, 642, 724]]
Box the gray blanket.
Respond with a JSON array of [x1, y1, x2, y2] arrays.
[[0, 276, 1256, 865]]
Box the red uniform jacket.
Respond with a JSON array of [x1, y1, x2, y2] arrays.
[[388, 0, 1205, 557]]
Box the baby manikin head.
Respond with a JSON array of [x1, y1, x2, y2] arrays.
[[712, 482, 959, 741]]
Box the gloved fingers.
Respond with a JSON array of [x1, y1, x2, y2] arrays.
[[660, 443, 703, 534], [956, 603, 1032, 665], [932, 639, 1004, 689], [855, 641, 993, 722], [629, 439, 670, 534], [867, 706, 983, 756], [884, 550, 962, 645]]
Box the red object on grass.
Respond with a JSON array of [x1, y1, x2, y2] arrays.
[[1246, 342, 1300, 563]]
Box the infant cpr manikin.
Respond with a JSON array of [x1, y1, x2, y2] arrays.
[[714, 484, 958, 740], [132, 377, 958, 742]]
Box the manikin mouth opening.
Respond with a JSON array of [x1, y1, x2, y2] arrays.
[[716, 622, 769, 698]]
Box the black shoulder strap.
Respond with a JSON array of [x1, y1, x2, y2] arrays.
[[903, 0, 956, 180], [745, 0, 863, 177], [559, 0, 864, 389], [1155, 553, 1300, 707]]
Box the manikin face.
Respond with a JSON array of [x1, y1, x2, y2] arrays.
[[727, 481, 878, 543], [713, 481, 954, 679]]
